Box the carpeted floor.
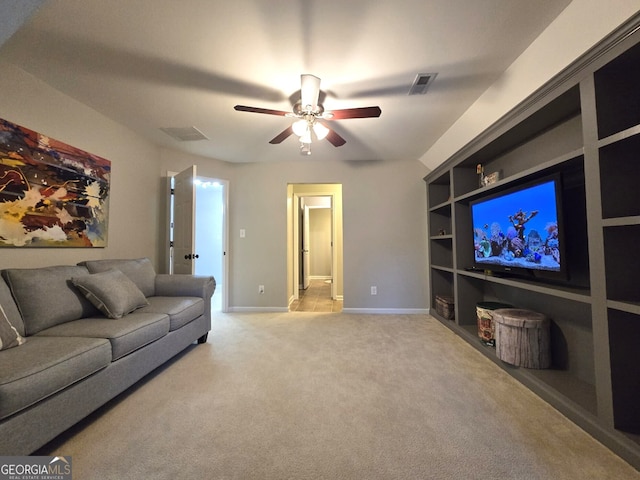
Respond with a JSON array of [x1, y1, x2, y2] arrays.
[[39, 312, 640, 479]]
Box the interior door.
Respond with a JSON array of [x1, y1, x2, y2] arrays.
[[302, 204, 310, 290], [173, 165, 196, 274]]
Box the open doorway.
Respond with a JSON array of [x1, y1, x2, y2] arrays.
[[287, 184, 343, 312], [168, 169, 229, 312]]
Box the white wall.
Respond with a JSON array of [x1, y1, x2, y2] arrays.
[[420, 0, 640, 170], [0, 61, 162, 269]]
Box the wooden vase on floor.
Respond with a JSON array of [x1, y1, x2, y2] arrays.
[[493, 308, 551, 369]]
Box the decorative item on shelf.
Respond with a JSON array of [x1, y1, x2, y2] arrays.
[[493, 308, 551, 369], [477, 163, 500, 187], [483, 171, 500, 185], [477, 163, 485, 187], [438, 228, 447, 236], [435, 295, 455, 320], [476, 301, 513, 346]]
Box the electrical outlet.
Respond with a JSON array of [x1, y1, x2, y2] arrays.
[[371, 286, 377, 295], [259, 285, 265, 294]]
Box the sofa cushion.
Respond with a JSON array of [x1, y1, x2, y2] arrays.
[[2, 266, 99, 336], [0, 336, 111, 420], [140, 296, 204, 331], [0, 304, 26, 351], [36, 312, 170, 361], [81, 258, 156, 297], [71, 269, 149, 319]]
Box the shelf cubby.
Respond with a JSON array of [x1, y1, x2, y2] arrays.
[[427, 171, 451, 207], [603, 224, 640, 304], [430, 268, 454, 319], [429, 237, 453, 269], [454, 275, 597, 415], [608, 308, 640, 433], [451, 86, 582, 198], [428, 203, 451, 237], [595, 39, 640, 139], [599, 133, 640, 219]]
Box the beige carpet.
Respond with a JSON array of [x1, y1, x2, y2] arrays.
[[40, 312, 640, 479]]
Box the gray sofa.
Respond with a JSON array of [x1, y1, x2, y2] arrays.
[[0, 258, 215, 455]]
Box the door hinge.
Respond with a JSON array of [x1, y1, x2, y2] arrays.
[[170, 241, 174, 247], [170, 188, 175, 195]]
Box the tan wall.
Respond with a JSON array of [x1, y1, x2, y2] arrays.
[[0, 61, 162, 269], [309, 208, 332, 277], [159, 151, 429, 311]]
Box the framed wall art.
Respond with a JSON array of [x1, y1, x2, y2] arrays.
[[0, 118, 110, 247]]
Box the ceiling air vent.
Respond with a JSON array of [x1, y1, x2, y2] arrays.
[[408, 73, 437, 95], [160, 126, 208, 141]]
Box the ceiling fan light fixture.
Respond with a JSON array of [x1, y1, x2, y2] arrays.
[[313, 122, 329, 140], [234, 74, 380, 152], [292, 119, 308, 137]]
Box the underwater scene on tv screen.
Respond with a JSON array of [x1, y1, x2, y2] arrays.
[[472, 180, 560, 272]]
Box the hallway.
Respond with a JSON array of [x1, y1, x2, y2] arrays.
[[289, 279, 343, 312]]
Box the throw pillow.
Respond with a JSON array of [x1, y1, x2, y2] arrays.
[[71, 269, 149, 319], [0, 303, 26, 351]]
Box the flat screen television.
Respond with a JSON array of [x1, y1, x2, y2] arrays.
[[470, 175, 566, 280]]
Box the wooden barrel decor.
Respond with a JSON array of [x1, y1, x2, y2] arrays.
[[493, 308, 551, 369]]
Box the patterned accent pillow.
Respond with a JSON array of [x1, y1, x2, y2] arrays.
[[71, 269, 149, 319], [0, 303, 26, 351]]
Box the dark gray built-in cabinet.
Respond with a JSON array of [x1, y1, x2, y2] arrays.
[[425, 16, 640, 469]]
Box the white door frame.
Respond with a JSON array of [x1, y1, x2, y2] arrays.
[[217, 178, 230, 313]]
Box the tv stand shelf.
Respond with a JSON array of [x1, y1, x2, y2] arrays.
[[458, 269, 592, 303], [425, 16, 640, 471]]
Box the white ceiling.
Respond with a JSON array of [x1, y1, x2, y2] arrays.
[[0, 0, 571, 165]]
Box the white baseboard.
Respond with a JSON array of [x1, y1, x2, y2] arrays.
[[341, 308, 429, 315], [226, 306, 430, 315], [228, 307, 289, 313]]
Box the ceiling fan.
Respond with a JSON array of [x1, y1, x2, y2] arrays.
[[234, 74, 381, 155]]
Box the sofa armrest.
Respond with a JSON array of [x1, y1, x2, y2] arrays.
[[155, 275, 216, 333], [154, 274, 215, 300]]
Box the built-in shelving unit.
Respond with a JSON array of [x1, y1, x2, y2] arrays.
[[425, 16, 640, 470], [594, 31, 640, 445]]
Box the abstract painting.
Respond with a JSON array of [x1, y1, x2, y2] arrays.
[[0, 118, 110, 247]]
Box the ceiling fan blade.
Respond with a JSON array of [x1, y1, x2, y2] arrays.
[[269, 126, 294, 144], [327, 106, 382, 120], [234, 105, 290, 116], [325, 129, 346, 147], [300, 74, 321, 111]]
